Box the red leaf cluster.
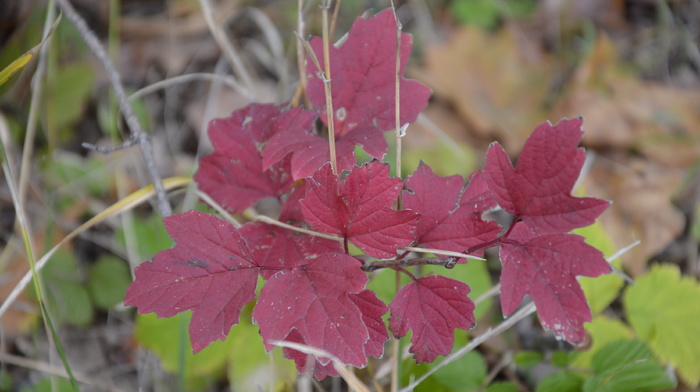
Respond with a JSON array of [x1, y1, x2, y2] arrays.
[[125, 8, 611, 380]]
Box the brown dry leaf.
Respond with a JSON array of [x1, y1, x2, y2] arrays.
[[554, 34, 700, 168], [418, 25, 553, 154], [583, 155, 685, 276], [0, 242, 38, 338]]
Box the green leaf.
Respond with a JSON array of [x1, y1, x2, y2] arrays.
[[226, 313, 296, 391], [536, 371, 584, 392], [429, 350, 487, 391], [570, 315, 632, 370], [485, 381, 519, 392], [0, 15, 61, 87], [134, 313, 229, 391], [45, 61, 95, 135], [514, 350, 543, 370], [574, 220, 622, 314], [582, 339, 674, 392], [87, 256, 131, 309], [623, 263, 700, 387], [40, 251, 93, 326], [114, 214, 171, 261], [44, 152, 112, 200], [450, 0, 536, 28], [20, 378, 73, 392], [403, 141, 477, 178], [551, 350, 571, 368]]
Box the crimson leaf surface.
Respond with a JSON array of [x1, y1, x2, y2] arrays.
[[195, 104, 316, 212], [403, 164, 501, 256], [300, 161, 419, 258], [389, 275, 475, 363], [124, 211, 258, 353], [483, 117, 609, 234]]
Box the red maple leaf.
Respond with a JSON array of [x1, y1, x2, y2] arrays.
[[263, 9, 430, 179], [306, 9, 431, 139], [194, 104, 316, 212], [499, 223, 610, 343], [252, 252, 370, 368], [262, 126, 373, 180], [239, 221, 343, 280], [350, 290, 390, 358], [483, 117, 610, 234], [403, 164, 501, 256], [300, 161, 419, 258], [124, 211, 258, 353], [281, 289, 388, 379], [282, 329, 339, 379], [389, 275, 475, 363]]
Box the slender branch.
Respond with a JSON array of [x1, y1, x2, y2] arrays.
[[400, 302, 538, 392], [391, 3, 403, 184], [399, 246, 485, 261], [329, 0, 342, 41], [253, 215, 342, 241], [56, 0, 172, 217], [291, 0, 310, 108], [320, 0, 338, 174], [197, 0, 256, 96], [361, 256, 458, 272]]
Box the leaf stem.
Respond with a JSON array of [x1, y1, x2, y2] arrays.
[[361, 256, 458, 272], [320, 0, 338, 174], [400, 302, 537, 392], [392, 5, 402, 179]]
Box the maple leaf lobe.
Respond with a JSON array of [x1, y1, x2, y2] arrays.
[[499, 223, 610, 343], [389, 275, 475, 363], [300, 161, 418, 258], [483, 117, 609, 234], [124, 211, 259, 353]]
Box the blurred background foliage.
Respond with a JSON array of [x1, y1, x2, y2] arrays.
[[1, 0, 699, 391]]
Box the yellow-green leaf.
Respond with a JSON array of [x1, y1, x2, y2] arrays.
[[0, 14, 61, 87], [571, 315, 633, 370], [574, 208, 623, 315], [623, 263, 700, 387]]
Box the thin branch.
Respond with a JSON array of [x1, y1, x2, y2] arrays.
[[320, 0, 338, 174], [474, 283, 501, 306], [253, 215, 342, 241], [399, 246, 485, 261], [55, 0, 172, 217], [400, 302, 537, 392], [197, 0, 256, 96], [0, 352, 126, 392], [127, 72, 251, 102], [391, 2, 403, 182], [361, 256, 458, 272], [329, 0, 342, 41], [292, 0, 310, 108]]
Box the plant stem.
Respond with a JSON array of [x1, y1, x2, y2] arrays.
[[320, 0, 338, 174], [400, 302, 537, 392], [392, 5, 403, 180], [361, 256, 458, 272], [56, 0, 172, 217]]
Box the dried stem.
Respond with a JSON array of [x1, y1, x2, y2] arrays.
[[292, 0, 310, 108], [391, 3, 403, 181], [329, 0, 342, 41], [198, 0, 256, 97], [56, 0, 172, 217], [400, 302, 538, 392], [361, 256, 458, 272], [253, 215, 342, 241], [320, 0, 338, 174]]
